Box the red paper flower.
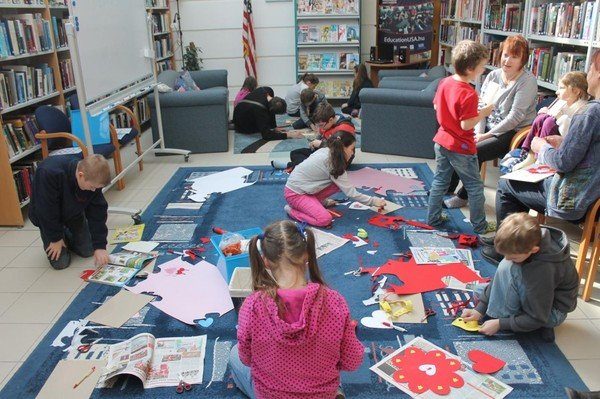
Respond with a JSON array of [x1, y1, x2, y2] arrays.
[[391, 346, 464, 395]]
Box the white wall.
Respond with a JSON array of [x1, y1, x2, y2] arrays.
[[174, 0, 377, 101]]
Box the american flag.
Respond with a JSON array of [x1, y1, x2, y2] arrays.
[[242, 0, 257, 78]]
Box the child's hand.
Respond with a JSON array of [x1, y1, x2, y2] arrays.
[[545, 135, 563, 148], [461, 308, 482, 322], [478, 319, 501, 336], [286, 130, 304, 139], [480, 103, 495, 118], [309, 139, 322, 149], [310, 123, 319, 132], [373, 197, 386, 208]]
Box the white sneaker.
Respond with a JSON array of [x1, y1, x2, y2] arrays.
[[271, 160, 289, 169], [444, 196, 468, 209], [512, 152, 536, 171], [284, 205, 292, 216]]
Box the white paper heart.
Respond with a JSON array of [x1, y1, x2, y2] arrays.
[[350, 202, 370, 210], [360, 310, 392, 329], [418, 364, 437, 376]]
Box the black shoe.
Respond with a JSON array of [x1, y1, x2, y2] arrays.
[[539, 327, 555, 343], [481, 245, 502, 265], [49, 250, 71, 270], [565, 387, 600, 399], [479, 235, 495, 246]]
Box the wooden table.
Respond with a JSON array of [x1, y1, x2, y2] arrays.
[[366, 59, 430, 87]]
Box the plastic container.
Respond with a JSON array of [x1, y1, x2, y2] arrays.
[[211, 227, 262, 282], [70, 109, 110, 146], [229, 267, 252, 297]]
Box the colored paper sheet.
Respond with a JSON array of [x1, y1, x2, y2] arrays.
[[188, 167, 255, 203], [347, 167, 425, 196], [312, 228, 349, 258], [500, 164, 556, 183], [379, 293, 427, 324], [126, 259, 234, 325], [371, 199, 402, 214], [36, 360, 106, 399], [109, 224, 145, 244], [86, 290, 154, 328], [122, 241, 159, 254]]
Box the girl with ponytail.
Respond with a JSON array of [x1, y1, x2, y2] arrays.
[[228, 220, 363, 399], [284, 130, 385, 227]]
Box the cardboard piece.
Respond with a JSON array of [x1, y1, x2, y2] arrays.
[[362, 257, 487, 295], [127, 259, 234, 325], [371, 199, 403, 214], [188, 167, 255, 203], [312, 228, 349, 258], [348, 167, 425, 196], [468, 350, 506, 374], [122, 241, 159, 253], [379, 293, 427, 324], [36, 360, 106, 399], [86, 290, 154, 328]]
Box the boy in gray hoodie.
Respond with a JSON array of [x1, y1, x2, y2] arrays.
[[462, 212, 578, 342]]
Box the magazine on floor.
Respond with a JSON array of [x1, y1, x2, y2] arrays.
[[87, 251, 155, 287]]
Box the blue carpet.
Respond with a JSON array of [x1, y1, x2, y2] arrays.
[[2, 163, 587, 398]]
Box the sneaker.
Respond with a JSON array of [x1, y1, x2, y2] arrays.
[[512, 151, 536, 171], [323, 198, 337, 208], [539, 327, 555, 343], [483, 221, 497, 234], [444, 196, 468, 209], [49, 250, 71, 270], [479, 235, 495, 246], [481, 245, 502, 265], [284, 205, 292, 216], [271, 160, 289, 169]]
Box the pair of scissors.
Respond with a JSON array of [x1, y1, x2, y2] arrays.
[[176, 374, 192, 394], [77, 339, 101, 353], [420, 308, 436, 322]]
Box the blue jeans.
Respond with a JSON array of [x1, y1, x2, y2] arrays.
[[474, 260, 567, 328], [229, 344, 255, 399], [428, 143, 488, 233]]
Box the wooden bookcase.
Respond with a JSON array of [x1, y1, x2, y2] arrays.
[[0, 0, 73, 226], [146, 0, 175, 74]]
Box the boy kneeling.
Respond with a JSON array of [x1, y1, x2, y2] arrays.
[[462, 213, 579, 342]]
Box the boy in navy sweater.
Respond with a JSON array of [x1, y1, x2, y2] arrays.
[[29, 155, 111, 270]]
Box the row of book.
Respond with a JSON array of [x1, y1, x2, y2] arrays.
[[455, 0, 484, 21], [13, 162, 36, 204], [529, 1, 596, 40], [316, 79, 353, 98], [0, 14, 54, 58], [440, 25, 480, 45], [152, 13, 169, 33], [0, 0, 44, 5], [58, 58, 74, 89], [0, 64, 56, 108], [297, 0, 358, 15], [528, 48, 586, 86], [51, 16, 67, 48], [109, 96, 150, 129], [156, 59, 171, 72], [485, 1, 523, 31], [2, 114, 40, 158], [298, 52, 359, 71], [154, 36, 171, 59], [137, 95, 150, 123], [146, 0, 167, 7], [297, 24, 359, 44]]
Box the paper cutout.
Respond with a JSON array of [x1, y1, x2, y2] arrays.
[[468, 350, 506, 374], [151, 223, 197, 242], [379, 293, 427, 323], [411, 247, 475, 269], [51, 319, 88, 348], [122, 241, 159, 253], [362, 257, 487, 295], [188, 167, 254, 202], [372, 199, 403, 214], [442, 276, 480, 291], [348, 167, 425, 195], [369, 215, 434, 230], [367, 250, 377, 255], [312, 228, 349, 257], [352, 236, 369, 248], [166, 202, 203, 210], [380, 167, 418, 179], [349, 201, 370, 210], [127, 259, 234, 325], [360, 310, 395, 329], [109, 224, 145, 244], [452, 317, 481, 332], [37, 360, 106, 399], [363, 276, 388, 306], [86, 290, 154, 328]]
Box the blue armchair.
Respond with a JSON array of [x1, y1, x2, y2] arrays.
[[149, 70, 229, 153], [359, 78, 441, 159], [378, 65, 447, 83]]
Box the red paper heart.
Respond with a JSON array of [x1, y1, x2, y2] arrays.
[[468, 350, 506, 374]]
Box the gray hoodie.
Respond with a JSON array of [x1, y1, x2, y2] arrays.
[[475, 226, 578, 332]]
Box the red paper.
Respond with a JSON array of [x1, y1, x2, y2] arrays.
[[468, 350, 506, 374], [80, 269, 96, 281], [347, 167, 425, 196], [392, 346, 464, 395], [368, 215, 435, 230], [362, 257, 487, 295], [200, 237, 210, 244], [342, 234, 359, 242]]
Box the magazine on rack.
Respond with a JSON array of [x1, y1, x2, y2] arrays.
[[87, 251, 155, 287], [100, 333, 207, 389]]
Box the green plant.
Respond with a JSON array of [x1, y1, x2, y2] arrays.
[[183, 42, 203, 71]]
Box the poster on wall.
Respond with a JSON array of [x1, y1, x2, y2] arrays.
[[377, 0, 434, 62]]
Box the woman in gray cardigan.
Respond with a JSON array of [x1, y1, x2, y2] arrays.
[[446, 35, 538, 208]]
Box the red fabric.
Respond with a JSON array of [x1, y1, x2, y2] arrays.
[[242, 0, 257, 78], [361, 257, 487, 295], [468, 350, 506, 374], [432, 77, 480, 155]]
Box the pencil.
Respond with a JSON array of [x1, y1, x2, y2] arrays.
[[73, 366, 96, 389]]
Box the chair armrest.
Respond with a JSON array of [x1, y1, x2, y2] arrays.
[[190, 70, 228, 89], [152, 88, 228, 107], [35, 131, 89, 158], [378, 69, 423, 79], [379, 79, 432, 91], [510, 126, 532, 150], [359, 88, 435, 108]]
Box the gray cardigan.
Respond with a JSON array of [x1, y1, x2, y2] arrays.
[[476, 69, 538, 136]]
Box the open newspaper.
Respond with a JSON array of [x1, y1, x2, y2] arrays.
[[87, 251, 155, 287], [100, 333, 207, 389]]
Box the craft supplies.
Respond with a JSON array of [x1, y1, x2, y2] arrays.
[[73, 366, 96, 389], [420, 308, 436, 322], [357, 228, 368, 239], [382, 321, 407, 332], [452, 317, 481, 332], [176, 374, 192, 393]]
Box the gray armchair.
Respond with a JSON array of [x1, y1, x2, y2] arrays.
[[378, 65, 447, 83], [149, 70, 229, 153], [359, 78, 441, 159]]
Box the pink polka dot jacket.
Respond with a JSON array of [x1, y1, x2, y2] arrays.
[[237, 282, 364, 399]]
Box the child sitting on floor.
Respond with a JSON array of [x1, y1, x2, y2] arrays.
[[341, 63, 373, 117], [462, 213, 579, 343], [285, 73, 320, 117], [229, 220, 364, 399], [502, 71, 589, 173], [234, 76, 258, 107], [292, 88, 328, 130], [284, 131, 385, 227]]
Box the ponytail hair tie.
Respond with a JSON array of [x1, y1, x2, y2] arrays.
[[296, 222, 307, 240], [257, 233, 265, 240]]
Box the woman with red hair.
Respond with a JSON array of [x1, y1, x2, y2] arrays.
[[446, 35, 538, 209]]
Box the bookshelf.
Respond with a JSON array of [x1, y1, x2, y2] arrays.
[[146, 0, 175, 74], [294, 0, 361, 100], [437, 0, 600, 93], [0, 0, 75, 226]]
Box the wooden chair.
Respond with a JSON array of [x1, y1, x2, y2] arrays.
[[509, 128, 600, 301]]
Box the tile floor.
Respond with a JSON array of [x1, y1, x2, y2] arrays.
[[0, 132, 598, 392]]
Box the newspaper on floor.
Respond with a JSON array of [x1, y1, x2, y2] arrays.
[[311, 228, 349, 258], [410, 247, 475, 270], [188, 167, 255, 203]]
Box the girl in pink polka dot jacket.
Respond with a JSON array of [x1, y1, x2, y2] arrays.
[[228, 220, 364, 399]]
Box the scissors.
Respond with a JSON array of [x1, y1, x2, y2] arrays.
[[77, 339, 101, 353], [176, 374, 192, 394], [420, 308, 436, 322]]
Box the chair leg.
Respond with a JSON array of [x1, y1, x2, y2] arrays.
[[480, 162, 487, 183], [576, 216, 596, 279], [112, 151, 125, 191], [135, 136, 143, 171], [582, 227, 599, 301]]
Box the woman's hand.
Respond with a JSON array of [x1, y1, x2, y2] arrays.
[[545, 135, 563, 148]]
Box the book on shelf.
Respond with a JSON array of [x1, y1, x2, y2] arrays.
[[152, 13, 168, 33], [320, 52, 338, 70], [484, 39, 502, 67], [154, 36, 172, 58], [307, 53, 322, 70], [315, 79, 353, 97], [455, 0, 483, 21], [346, 53, 359, 69], [301, 52, 358, 71], [137, 95, 150, 123], [86, 251, 156, 287], [146, 0, 168, 7], [2, 115, 39, 157], [50, 16, 67, 48], [485, 1, 522, 31], [297, 24, 359, 44], [529, 1, 595, 40], [12, 163, 36, 204], [298, 24, 309, 42], [58, 58, 74, 89], [346, 25, 359, 41], [297, 0, 358, 15], [0, 63, 56, 107], [0, 1, 46, 5], [0, 13, 53, 58]]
